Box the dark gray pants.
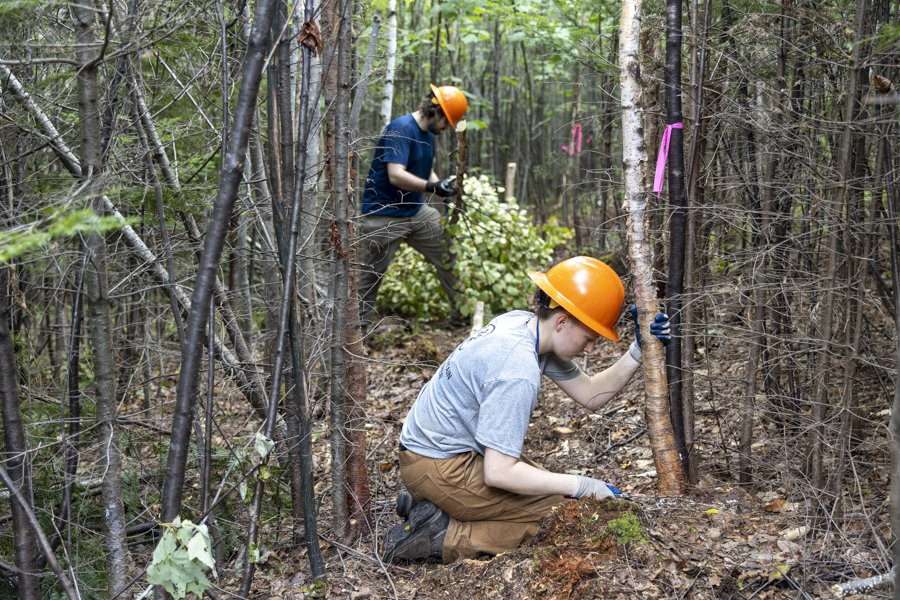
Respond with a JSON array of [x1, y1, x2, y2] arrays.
[[358, 204, 459, 325]]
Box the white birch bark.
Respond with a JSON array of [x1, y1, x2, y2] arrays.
[[619, 0, 685, 496], [379, 0, 398, 127]]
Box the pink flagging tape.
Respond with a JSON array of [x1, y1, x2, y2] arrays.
[[653, 121, 684, 195]]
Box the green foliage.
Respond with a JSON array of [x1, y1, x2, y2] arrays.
[[0, 208, 126, 262], [147, 517, 217, 599], [605, 512, 646, 546], [377, 175, 572, 320], [0, 0, 44, 16], [875, 23, 900, 52]]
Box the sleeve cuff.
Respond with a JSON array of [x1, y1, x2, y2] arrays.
[[628, 340, 642, 363]]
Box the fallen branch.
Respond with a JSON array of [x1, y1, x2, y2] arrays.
[[830, 568, 893, 597], [599, 427, 647, 457]]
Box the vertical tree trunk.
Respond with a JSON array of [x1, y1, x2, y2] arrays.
[[491, 18, 503, 180], [345, 10, 377, 540], [323, 0, 354, 540], [663, 0, 689, 480], [808, 0, 867, 491], [881, 97, 900, 600], [58, 260, 84, 554], [680, 0, 709, 484], [162, 0, 279, 525], [71, 4, 131, 594], [620, 0, 685, 496], [379, 0, 399, 127], [738, 82, 772, 485], [292, 4, 325, 576], [0, 267, 38, 600]]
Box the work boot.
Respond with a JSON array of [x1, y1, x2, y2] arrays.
[[382, 501, 449, 563], [396, 488, 415, 519]]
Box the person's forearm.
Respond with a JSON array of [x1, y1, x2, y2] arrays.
[[486, 460, 578, 496], [581, 351, 641, 411], [388, 167, 429, 192]]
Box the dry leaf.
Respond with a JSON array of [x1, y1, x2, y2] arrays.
[[298, 20, 323, 55], [553, 426, 574, 436], [764, 497, 786, 513], [780, 525, 809, 541]]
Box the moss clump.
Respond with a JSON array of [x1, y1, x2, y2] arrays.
[[605, 512, 646, 546]]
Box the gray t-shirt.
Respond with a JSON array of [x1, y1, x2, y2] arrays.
[[399, 310, 581, 459]]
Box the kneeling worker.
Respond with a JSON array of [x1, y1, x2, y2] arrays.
[[382, 256, 671, 562]]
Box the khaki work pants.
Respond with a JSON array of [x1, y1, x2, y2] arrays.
[[358, 204, 459, 326], [399, 450, 566, 563]]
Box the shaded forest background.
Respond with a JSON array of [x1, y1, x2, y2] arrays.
[[0, 0, 898, 597]]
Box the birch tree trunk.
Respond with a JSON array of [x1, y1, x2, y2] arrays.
[[619, 0, 685, 496], [379, 0, 398, 127], [71, 4, 131, 593]]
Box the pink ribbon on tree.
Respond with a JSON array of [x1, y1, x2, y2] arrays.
[[653, 121, 684, 195], [560, 123, 583, 156]]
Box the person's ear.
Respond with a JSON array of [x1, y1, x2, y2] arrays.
[[554, 312, 568, 332]]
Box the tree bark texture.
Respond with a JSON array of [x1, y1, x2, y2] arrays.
[[323, 0, 355, 540], [0, 267, 38, 599], [663, 0, 689, 479], [71, 4, 131, 593], [163, 0, 279, 523], [619, 0, 685, 496]]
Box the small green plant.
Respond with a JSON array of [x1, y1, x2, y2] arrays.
[[605, 512, 646, 546], [377, 174, 572, 320], [147, 517, 217, 599]]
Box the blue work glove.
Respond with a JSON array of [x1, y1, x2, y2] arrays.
[[628, 304, 672, 348], [605, 483, 623, 497]]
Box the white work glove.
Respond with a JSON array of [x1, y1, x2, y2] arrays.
[[572, 475, 623, 500]]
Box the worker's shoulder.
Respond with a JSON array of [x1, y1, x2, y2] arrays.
[[462, 310, 539, 377], [385, 113, 419, 134]]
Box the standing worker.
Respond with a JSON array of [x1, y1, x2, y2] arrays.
[[359, 84, 469, 329], [381, 256, 671, 563]]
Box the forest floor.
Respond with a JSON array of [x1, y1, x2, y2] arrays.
[[229, 322, 890, 600]]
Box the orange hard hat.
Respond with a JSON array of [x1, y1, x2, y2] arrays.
[[528, 256, 625, 342], [430, 84, 468, 127]]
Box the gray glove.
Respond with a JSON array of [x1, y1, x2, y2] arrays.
[[573, 475, 622, 500]]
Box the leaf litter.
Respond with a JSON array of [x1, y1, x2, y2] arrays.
[[254, 323, 889, 599]]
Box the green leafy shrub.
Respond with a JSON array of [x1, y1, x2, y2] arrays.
[[147, 517, 217, 599], [377, 175, 572, 320]]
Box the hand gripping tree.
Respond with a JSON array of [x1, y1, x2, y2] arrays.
[[619, 0, 686, 496]]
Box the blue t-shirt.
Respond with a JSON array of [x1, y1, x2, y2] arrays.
[[361, 114, 435, 217]]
